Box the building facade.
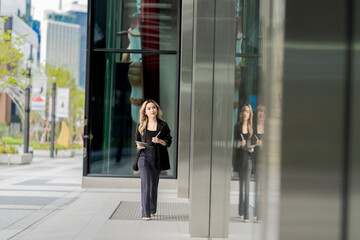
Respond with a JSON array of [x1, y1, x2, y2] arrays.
[[65, 1, 88, 89], [40, 11, 80, 84], [83, 0, 360, 239]]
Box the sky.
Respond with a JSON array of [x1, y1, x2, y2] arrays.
[[32, 0, 88, 22]]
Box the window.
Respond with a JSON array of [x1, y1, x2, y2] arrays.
[[86, 0, 180, 178]]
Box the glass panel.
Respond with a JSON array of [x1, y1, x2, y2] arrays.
[[233, 0, 262, 177], [93, 0, 178, 51], [231, 0, 263, 228], [88, 51, 177, 177]]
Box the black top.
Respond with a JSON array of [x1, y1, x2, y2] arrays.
[[232, 124, 255, 173], [134, 119, 172, 171], [145, 130, 158, 146]]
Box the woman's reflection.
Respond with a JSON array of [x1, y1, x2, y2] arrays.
[[254, 104, 265, 222], [233, 103, 255, 223]]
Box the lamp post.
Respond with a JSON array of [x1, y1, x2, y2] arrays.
[[50, 76, 56, 158], [24, 58, 32, 154]]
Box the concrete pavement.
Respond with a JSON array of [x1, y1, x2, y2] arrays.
[[0, 155, 258, 240]]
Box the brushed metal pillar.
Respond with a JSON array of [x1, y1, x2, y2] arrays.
[[189, 0, 215, 236], [210, 0, 236, 237], [349, 0, 360, 239], [258, 0, 285, 239], [279, 0, 348, 239], [177, 0, 194, 198], [189, 0, 235, 237]]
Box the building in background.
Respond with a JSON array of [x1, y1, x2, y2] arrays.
[[0, 0, 26, 17], [25, 0, 31, 25], [32, 19, 40, 63], [64, 1, 87, 89], [0, 6, 38, 133], [40, 10, 80, 85]]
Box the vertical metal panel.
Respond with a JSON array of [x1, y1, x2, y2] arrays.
[[280, 1, 347, 240], [189, 0, 215, 237], [258, 0, 284, 239], [210, 5, 236, 236], [349, 0, 360, 239], [177, 0, 194, 198]]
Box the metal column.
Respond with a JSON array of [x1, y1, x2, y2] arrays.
[[279, 0, 349, 239], [177, 0, 194, 198], [189, 0, 215, 236], [189, 0, 236, 237]]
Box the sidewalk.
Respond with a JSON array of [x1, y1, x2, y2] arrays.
[[0, 155, 257, 240]]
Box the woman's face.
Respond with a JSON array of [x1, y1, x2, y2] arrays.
[[257, 106, 266, 121], [242, 105, 250, 121], [145, 102, 158, 118]]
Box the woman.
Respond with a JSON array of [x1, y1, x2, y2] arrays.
[[253, 104, 265, 222], [233, 103, 254, 223], [134, 99, 172, 220]]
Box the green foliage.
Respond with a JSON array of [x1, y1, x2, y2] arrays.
[[30, 142, 66, 150], [0, 144, 18, 154], [29, 142, 81, 150], [69, 143, 82, 149], [44, 64, 85, 142], [11, 132, 24, 140], [0, 123, 10, 138], [2, 136, 23, 145], [0, 17, 27, 88]]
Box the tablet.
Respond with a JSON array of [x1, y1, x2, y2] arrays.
[[135, 141, 150, 148]]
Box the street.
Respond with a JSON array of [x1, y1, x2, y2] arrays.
[[0, 155, 83, 239]]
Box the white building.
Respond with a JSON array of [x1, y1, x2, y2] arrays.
[[40, 10, 80, 83], [0, 0, 26, 16]]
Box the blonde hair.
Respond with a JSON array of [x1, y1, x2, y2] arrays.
[[138, 99, 163, 135], [239, 103, 253, 138]]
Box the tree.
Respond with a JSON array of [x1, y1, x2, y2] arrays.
[[45, 64, 85, 144], [0, 17, 27, 119], [0, 17, 26, 86]]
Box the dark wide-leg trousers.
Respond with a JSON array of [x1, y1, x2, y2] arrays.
[[239, 159, 252, 220], [138, 148, 161, 218]]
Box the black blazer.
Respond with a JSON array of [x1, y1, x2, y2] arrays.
[[133, 119, 172, 171], [232, 123, 255, 173]]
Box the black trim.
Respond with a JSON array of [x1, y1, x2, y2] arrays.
[[93, 49, 178, 54], [86, 173, 176, 179], [235, 53, 262, 58], [83, 0, 95, 177], [173, 0, 182, 180]]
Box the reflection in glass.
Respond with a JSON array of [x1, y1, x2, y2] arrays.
[[233, 104, 255, 222], [89, 52, 177, 177], [93, 0, 178, 51], [88, 0, 179, 178], [253, 104, 265, 222], [231, 0, 263, 232]]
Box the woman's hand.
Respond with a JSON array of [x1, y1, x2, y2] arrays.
[[256, 140, 262, 146], [152, 137, 159, 144], [136, 143, 145, 150], [248, 147, 254, 153], [152, 137, 166, 146]]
